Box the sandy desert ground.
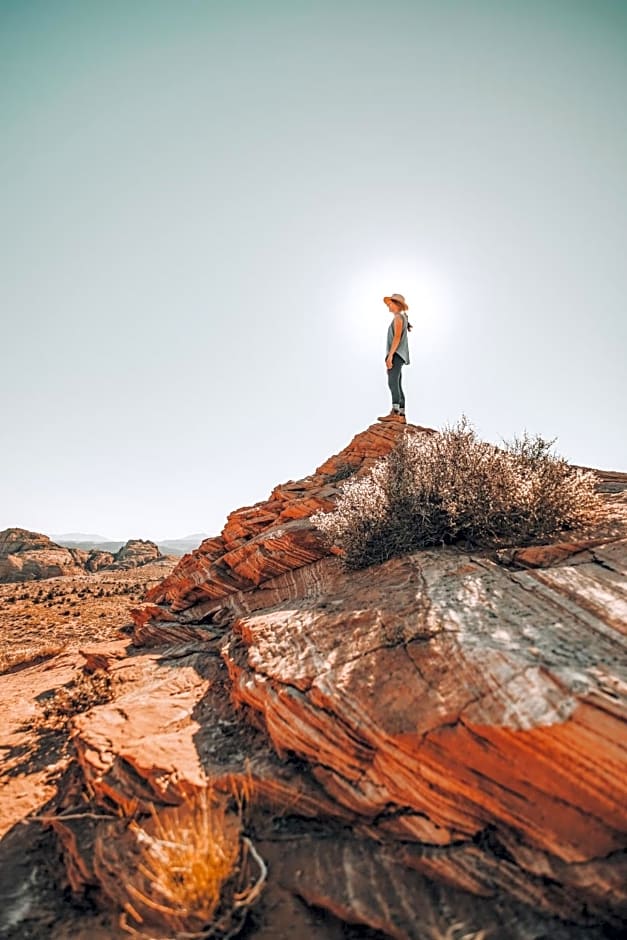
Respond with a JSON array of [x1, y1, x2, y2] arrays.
[[0, 557, 178, 673]]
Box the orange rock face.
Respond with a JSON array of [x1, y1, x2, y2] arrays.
[[32, 423, 627, 938], [224, 547, 627, 867], [130, 421, 412, 640]]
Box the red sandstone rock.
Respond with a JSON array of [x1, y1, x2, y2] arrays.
[[0, 649, 93, 836], [22, 423, 627, 938], [67, 643, 353, 827], [131, 421, 414, 635], [495, 537, 610, 569], [223, 546, 627, 843]]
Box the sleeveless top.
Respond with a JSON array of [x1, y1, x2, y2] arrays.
[[386, 312, 410, 364]]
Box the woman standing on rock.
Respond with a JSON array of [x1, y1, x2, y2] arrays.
[[379, 293, 412, 422]]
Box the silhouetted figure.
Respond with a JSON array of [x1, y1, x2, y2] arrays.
[[379, 293, 412, 423]]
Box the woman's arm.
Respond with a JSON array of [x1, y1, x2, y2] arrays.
[[386, 315, 403, 369]]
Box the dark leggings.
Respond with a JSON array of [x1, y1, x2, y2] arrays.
[[387, 352, 405, 408]]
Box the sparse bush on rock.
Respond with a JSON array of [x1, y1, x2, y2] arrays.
[[40, 669, 113, 729], [312, 417, 607, 569]]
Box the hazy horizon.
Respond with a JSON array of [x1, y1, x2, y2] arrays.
[[2, 0, 626, 542], [47, 531, 209, 543]]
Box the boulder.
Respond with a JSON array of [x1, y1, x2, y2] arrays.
[[0, 527, 84, 582], [85, 550, 115, 572], [108, 538, 163, 569]]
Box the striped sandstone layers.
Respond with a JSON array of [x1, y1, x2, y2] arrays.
[[130, 421, 419, 644], [52, 423, 626, 938]]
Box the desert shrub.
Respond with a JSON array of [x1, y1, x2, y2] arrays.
[[119, 787, 265, 939], [40, 669, 113, 729], [311, 416, 606, 569]]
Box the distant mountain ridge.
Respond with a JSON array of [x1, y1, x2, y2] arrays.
[[50, 532, 112, 543], [51, 532, 210, 556], [157, 535, 211, 555]]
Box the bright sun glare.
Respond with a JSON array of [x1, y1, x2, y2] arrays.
[[341, 258, 454, 355]]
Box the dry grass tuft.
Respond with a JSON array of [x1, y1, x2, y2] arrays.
[[39, 669, 113, 730], [312, 416, 607, 569], [119, 786, 265, 939]]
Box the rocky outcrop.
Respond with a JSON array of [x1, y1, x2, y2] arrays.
[[0, 528, 85, 582], [108, 538, 163, 569], [84, 550, 115, 572], [0, 528, 164, 582], [42, 423, 627, 937], [130, 421, 421, 643], [223, 544, 627, 920]]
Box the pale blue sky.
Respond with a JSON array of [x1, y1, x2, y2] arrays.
[[2, 0, 626, 541]]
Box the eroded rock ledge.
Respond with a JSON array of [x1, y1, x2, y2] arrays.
[[51, 422, 627, 938], [130, 420, 416, 642]]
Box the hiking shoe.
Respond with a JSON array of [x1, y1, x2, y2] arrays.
[[378, 412, 405, 422]]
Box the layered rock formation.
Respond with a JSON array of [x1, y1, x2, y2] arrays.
[[0, 528, 85, 582], [131, 420, 420, 644], [0, 528, 165, 582], [43, 422, 627, 938]]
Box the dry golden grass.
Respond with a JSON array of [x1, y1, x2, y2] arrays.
[[0, 560, 177, 674], [119, 785, 265, 939], [312, 416, 608, 569]]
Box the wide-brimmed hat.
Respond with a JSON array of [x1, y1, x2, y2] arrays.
[[383, 293, 409, 311]]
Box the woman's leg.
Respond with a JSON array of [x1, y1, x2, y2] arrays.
[[387, 353, 404, 411], [397, 357, 406, 413]]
